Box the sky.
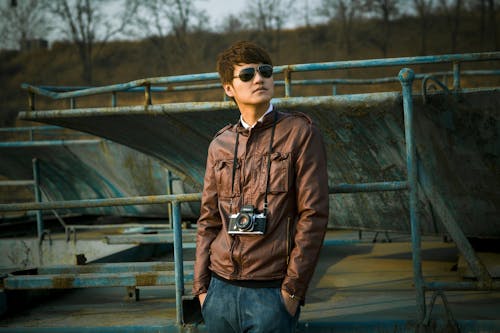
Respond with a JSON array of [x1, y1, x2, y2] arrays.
[[195, 0, 322, 30], [0, 0, 324, 49], [197, 0, 247, 27]]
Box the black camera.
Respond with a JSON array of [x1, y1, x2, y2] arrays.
[[228, 205, 267, 235]]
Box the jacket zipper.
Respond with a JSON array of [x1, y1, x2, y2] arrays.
[[231, 133, 243, 279]]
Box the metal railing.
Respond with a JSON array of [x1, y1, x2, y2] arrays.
[[4, 52, 500, 329], [20, 52, 500, 109], [0, 192, 201, 325]]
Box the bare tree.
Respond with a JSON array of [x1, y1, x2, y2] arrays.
[[130, 0, 209, 72], [364, 0, 400, 57], [317, 0, 363, 56], [474, 0, 488, 48], [469, 0, 498, 50], [47, 0, 137, 84], [219, 14, 246, 33], [0, 0, 52, 50], [413, 0, 434, 55], [488, 0, 498, 50], [437, 0, 462, 53], [242, 0, 295, 61], [167, 0, 209, 51], [304, 0, 312, 27], [243, 0, 296, 32]]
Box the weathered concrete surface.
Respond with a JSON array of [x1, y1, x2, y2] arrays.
[[16, 91, 500, 237], [1, 230, 499, 332], [300, 230, 500, 332], [0, 237, 134, 268], [0, 139, 198, 218]]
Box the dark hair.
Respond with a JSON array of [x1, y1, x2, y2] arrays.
[[216, 41, 273, 84]]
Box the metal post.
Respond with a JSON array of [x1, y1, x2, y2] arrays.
[[399, 68, 426, 322], [32, 158, 44, 266], [284, 68, 292, 97], [32, 158, 43, 240], [111, 92, 117, 107], [145, 84, 152, 106], [28, 92, 35, 110], [172, 200, 185, 325], [166, 170, 173, 228], [452, 61, 461, 91]]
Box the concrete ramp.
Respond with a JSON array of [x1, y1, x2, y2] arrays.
[[17, 90, 500, 237], [0, 137, 198, 218]]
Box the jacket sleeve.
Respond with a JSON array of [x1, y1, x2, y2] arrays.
[[282, 120, 329, 303], [192, 143, 221, 296]]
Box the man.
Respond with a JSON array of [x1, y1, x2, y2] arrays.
[[193, 40, 329, 333]]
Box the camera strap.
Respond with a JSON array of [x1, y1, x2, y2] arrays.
[[231, 111, 278, 215]]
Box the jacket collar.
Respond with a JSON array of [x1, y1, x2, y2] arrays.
[[240, 104, 274, 129], [233, 108, 281, 133]]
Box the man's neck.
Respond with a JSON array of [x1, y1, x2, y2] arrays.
[[239, 103, 270, 127]]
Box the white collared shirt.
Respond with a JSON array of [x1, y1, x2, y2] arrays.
[[240, 104, 274, 129]]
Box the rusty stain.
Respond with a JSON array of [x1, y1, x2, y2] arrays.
[[135, 272, 159, 286], [151, 262, 170, 271], [52, 275, 75, 289]]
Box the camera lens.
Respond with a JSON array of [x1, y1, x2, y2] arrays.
[[236, 213, 253, 231]]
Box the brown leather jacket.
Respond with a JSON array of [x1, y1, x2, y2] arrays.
[[193, 109, 329, 302]]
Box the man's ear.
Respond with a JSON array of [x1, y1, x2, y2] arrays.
[[223, 83, 234, 97]]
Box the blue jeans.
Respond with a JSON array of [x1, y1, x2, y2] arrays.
[[201, 277, 300, 333]]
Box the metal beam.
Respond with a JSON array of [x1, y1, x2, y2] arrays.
[[0, 193, 202, 212], [0, 180, 35, 186], [105, 234, 196, 245], [3, 271, 194, 290], [330, 181, 408, 193], [37, 261, 195, 275], [0, 140, 101, 147]]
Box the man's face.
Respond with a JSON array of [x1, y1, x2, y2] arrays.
[[224, 63, 274, 108]]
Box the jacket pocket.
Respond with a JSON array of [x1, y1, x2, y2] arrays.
[[261, 152, 291, 193], [214, 159, 240, 198]]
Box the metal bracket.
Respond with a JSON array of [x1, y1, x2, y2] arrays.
[[421, 75, 451, 104], [126, 286, 140, 301], [372, 231, 391, 243], [66, 226, 77, 243], [39, 229, 52, 246], [422, 290, 460, 332]]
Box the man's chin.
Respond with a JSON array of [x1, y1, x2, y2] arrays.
[[253, 93, 272, 103]]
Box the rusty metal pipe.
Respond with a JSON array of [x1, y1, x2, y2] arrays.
[[0, 193, 202, 212]]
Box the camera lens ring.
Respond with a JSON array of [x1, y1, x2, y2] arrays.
[[235, 213, 253, 231]]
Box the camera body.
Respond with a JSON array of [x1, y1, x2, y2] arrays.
[[228, 205, 267, 235]]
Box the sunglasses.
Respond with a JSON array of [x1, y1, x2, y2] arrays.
[[234, 64, 273, 82]]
